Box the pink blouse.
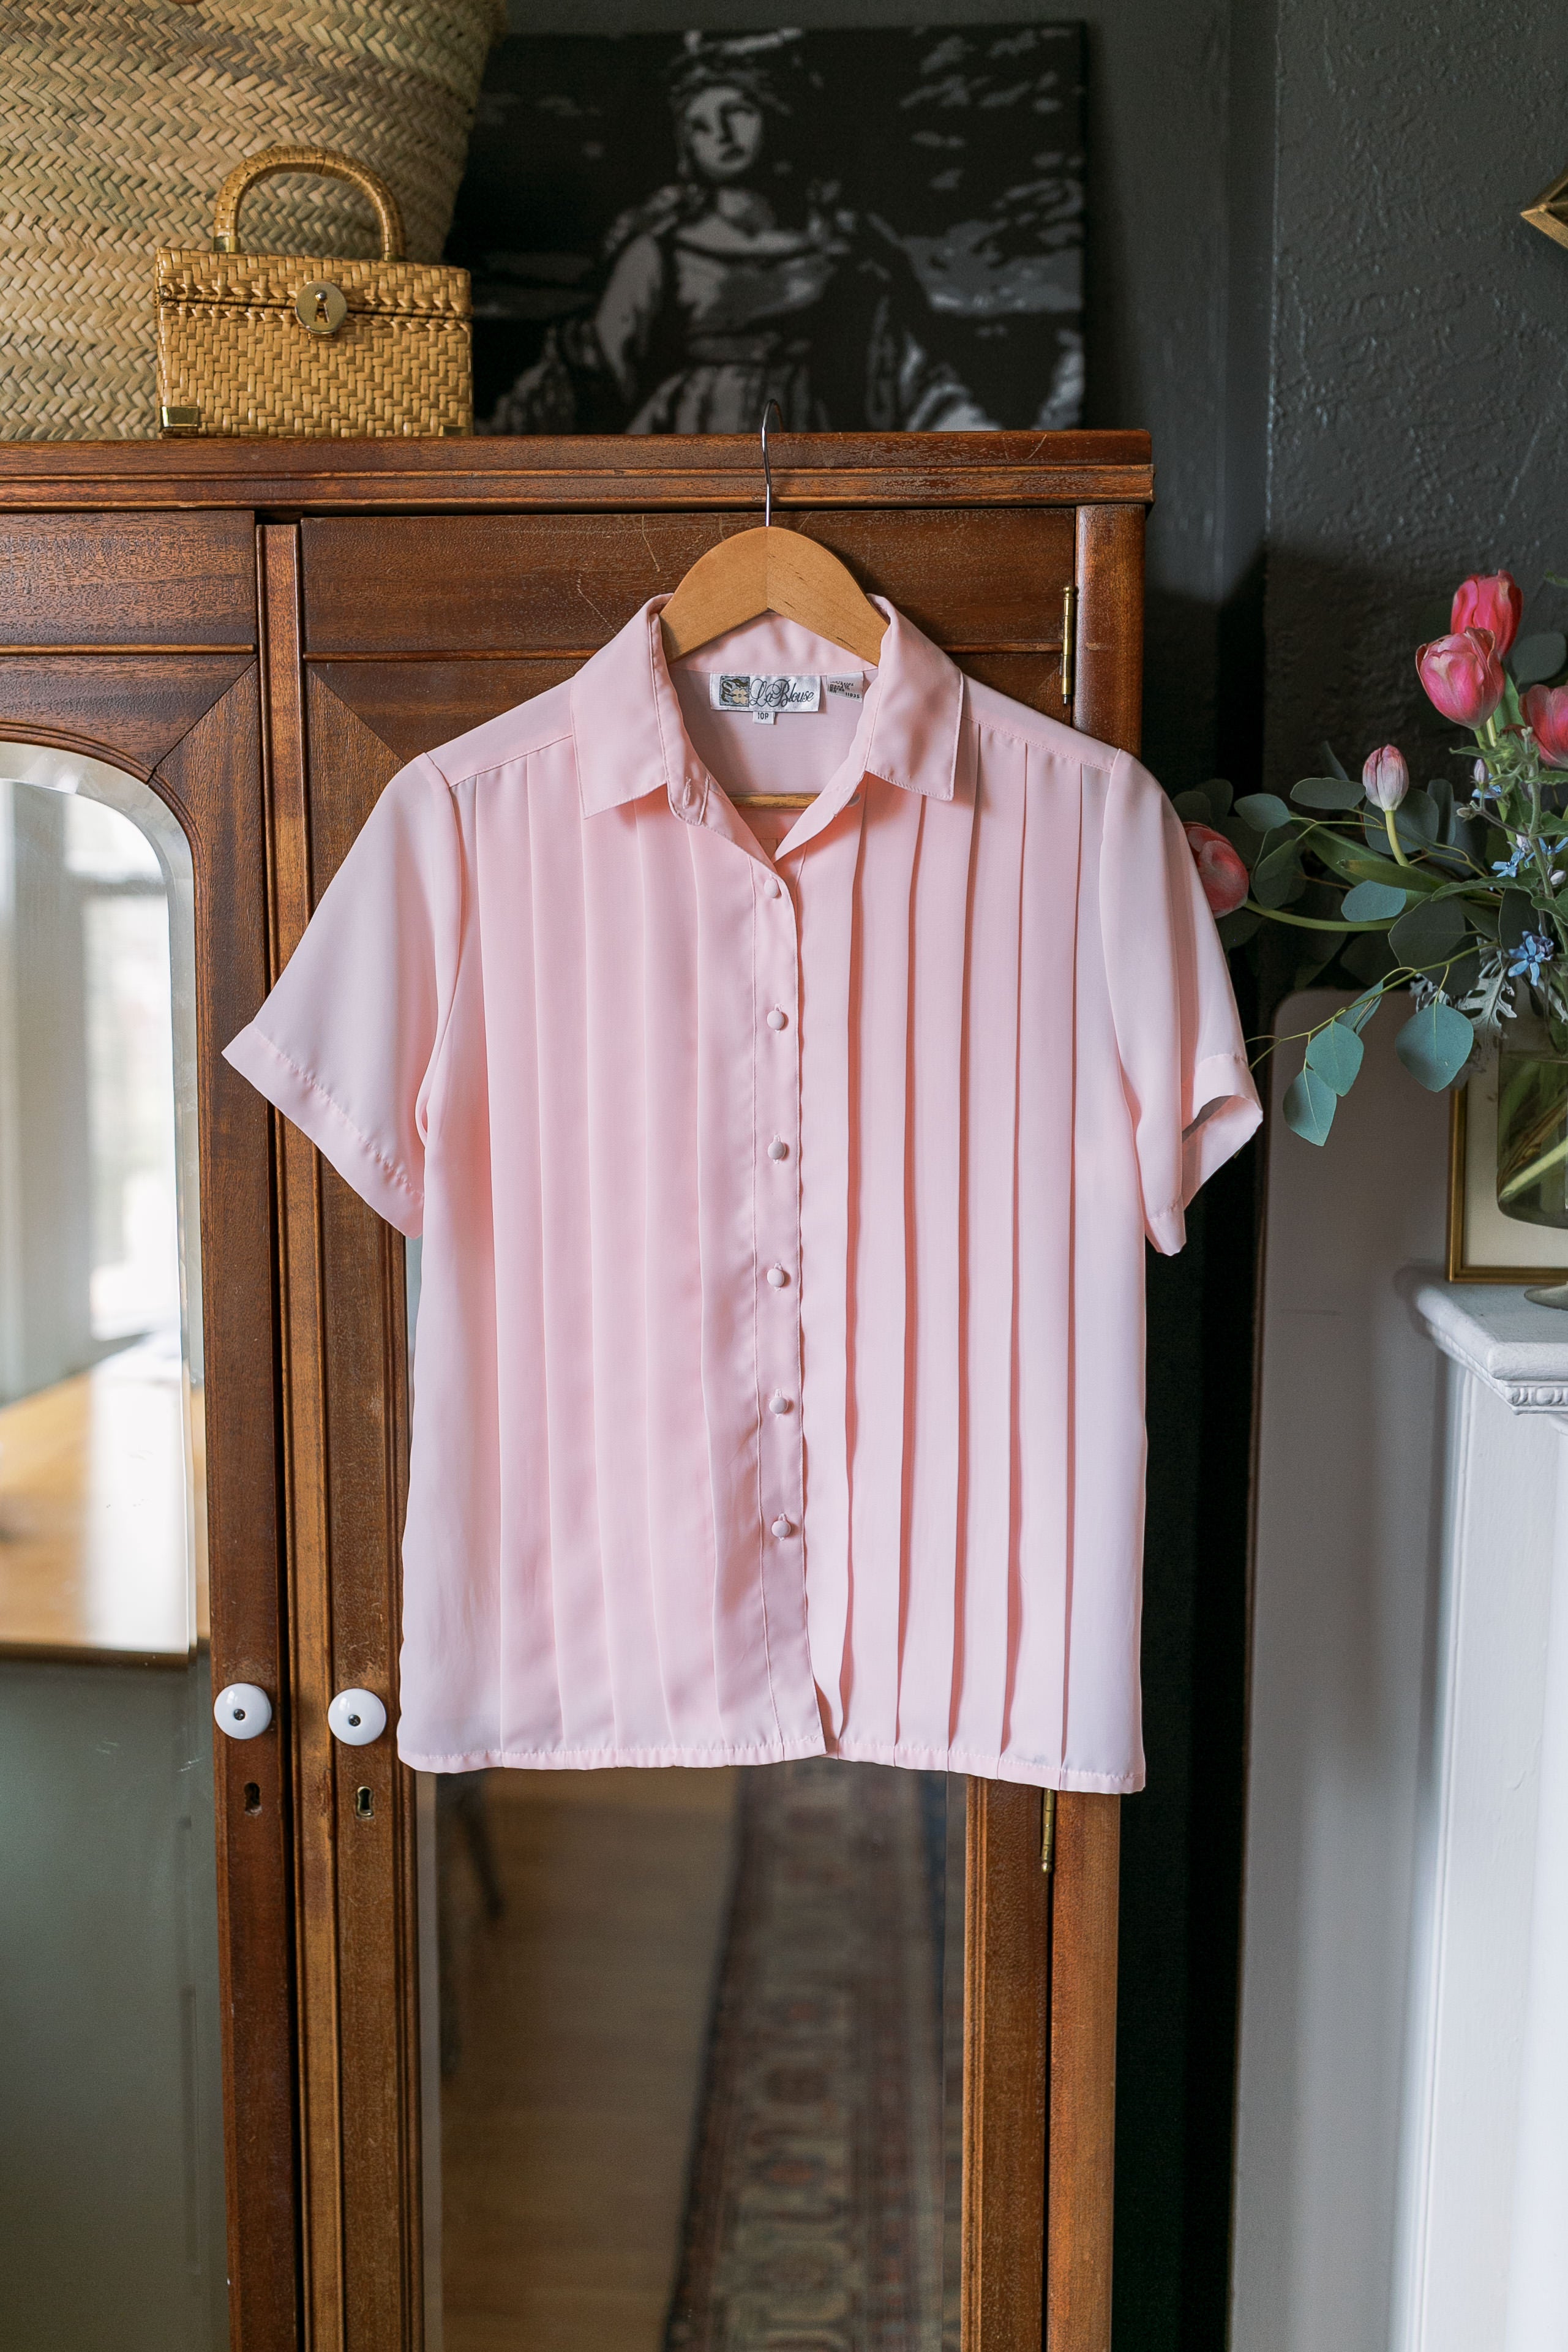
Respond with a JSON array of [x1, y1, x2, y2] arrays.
[[225, 596, 1258, 1790]]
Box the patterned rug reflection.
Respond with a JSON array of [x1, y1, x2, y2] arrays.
[[664, 1759, 952, 2352]]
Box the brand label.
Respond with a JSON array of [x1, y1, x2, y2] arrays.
[[825, 675, 866, 700], [710, 673, 823, 725]]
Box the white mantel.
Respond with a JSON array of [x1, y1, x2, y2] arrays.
[[1395, 1280, 1568, 2352], [1231, 994, 1568, 2352]]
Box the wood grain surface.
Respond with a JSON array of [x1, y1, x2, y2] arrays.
[[0, 430, 1153, 515], [1046, 1795, 1122, 2352], [156, 660, 301, 2352], [0, 654, 253, 776], [0, 512, 256, 645], [963, 1780, 1051, 2351], [299, 508, 1075, 658]]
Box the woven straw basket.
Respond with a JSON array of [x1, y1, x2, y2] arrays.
[[157, 149, 473, 438], [1, 0, 503, 440]]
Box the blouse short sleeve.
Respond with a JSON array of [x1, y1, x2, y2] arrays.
[[223, 755, 460, 1238], [1100, 750, 1261, 1256]]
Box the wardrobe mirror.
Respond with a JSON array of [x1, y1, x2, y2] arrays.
[[0, 751, 227, 2351], [413, 1249, 967, 2352]]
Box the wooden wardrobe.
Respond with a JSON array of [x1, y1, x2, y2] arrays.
[[0, 430, 1150, 2352]]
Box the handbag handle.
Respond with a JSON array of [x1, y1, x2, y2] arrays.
[[211, 145, 406, 260]]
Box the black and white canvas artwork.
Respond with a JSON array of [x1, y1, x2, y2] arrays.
[[446, 25, 1084, 436]]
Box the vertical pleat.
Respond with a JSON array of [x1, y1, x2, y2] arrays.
[[1010, 752, 1084, 1767], [951, 735, 1027, 1766], [636, 799, 725, 1747], [399, 778, 503, 1760], [528, 764, 613, 1747], [844, 782, 925, 1750], [691, 822, 777, 1749], [795, 804, 866, 1737], [896, 773, 977, 1753], [477, 767, 560, 1756], [581, 800, 669, 1749]]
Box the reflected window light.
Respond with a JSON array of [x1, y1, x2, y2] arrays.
[[65, 794, 162, 882]]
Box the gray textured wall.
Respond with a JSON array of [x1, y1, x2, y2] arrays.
[[1265, 3, 1568, 794]]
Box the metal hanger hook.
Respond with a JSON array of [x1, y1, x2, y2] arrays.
[[759, 397, 783, 528]]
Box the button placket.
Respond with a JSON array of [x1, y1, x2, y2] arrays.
[[756, 864, 803, 1551]]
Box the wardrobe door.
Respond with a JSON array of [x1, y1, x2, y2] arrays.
[[0, 514, 297, 2350], [276, 487, 1133, 2352]]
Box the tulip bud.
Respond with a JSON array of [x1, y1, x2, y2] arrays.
[[1184, 822, 1250, 918], [1417, 628, 1506, 727], [1525, 683, 1568, 770], [1451, 571, 1523, 658], [1361, 744, 1409, 811]]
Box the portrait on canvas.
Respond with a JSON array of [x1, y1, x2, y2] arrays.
[[446, 24, 1085, 436]]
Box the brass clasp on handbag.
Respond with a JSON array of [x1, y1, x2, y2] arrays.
[[295, 281, 349, 337], [209, 143, 407, 270]]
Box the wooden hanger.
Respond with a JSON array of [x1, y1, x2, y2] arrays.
[[661, 402, 887, 810]]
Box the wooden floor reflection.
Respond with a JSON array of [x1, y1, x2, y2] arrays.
[[0, 1333, 204, 1661], [439, 1768, 740, 2352]]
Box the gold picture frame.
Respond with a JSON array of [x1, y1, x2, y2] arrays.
[[1447, 1060, 1568, 1280]]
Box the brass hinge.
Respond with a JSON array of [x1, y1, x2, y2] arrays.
[[1060, 584, 1077, 712], [159, 405, 201, 435], [1041, 1787, 1057, 1876]]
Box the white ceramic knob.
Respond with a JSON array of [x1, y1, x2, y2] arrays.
[[214, 1683, 272, 1741], [328, 1688, 387, 1747]]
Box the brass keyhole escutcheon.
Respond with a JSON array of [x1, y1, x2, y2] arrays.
[[294, 279, 348, 336]]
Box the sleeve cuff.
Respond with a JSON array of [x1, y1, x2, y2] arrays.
[[1147, 1056, 1263, 1257], [223, 1023, 424, 1237]]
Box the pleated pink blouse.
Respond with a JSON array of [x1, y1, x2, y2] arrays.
[[225, 596, 1258, 1790]]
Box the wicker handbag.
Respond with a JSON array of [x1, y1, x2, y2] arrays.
[[156, 148, 471, 440]]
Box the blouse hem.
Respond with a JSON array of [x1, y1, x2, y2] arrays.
[[399, 1726, 1142, 1792]]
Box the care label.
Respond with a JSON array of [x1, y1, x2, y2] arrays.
[[710, 673, 823, 725], [825, 675, 866, 701]]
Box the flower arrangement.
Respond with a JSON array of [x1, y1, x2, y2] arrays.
[[1184, 569, 1568, 1149]]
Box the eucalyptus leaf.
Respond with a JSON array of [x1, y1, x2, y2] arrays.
[[1291, 774, 1367, 811], [1442, 942, 1483, 1000], [1199, 776, 1234, 819], [1216, 906, 1261, 950], [1172, 788, 1214, 824], [1428, 774, 1457, 843], [1501, 888, 1533, 951], [1389, 893, 1467, 969], [1341, 879, 1407, 921], [1394, 1002, 1474, 1091], [1283, 1066, 1337, 1145], [1235, 791, 1295, 832], [1305, 1018, 1365, 1095], [1510, 629, 1567, 688], [1319, 743, 1351, 783], [1345, 988, 1384, 1034], [1292, 950, 1334, 991], [1342, 930, 1398, 984], [1253, 837, 1304, 908]]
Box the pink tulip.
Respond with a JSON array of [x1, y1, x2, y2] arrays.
[[1184, 822, 1250, 918], [1417, 628, 1506, 727], [1362, 743, 1409, 810], [1525, 683, 1568, 770], [1451, 571, 1522, 658]]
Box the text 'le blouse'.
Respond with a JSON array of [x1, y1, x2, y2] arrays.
[[225, 598, 1259, 1790]]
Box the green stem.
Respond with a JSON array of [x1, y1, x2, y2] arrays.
[[1384, 806, 1412, 867]]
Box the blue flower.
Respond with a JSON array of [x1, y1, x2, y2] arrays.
[[1507, 930, 1559, 986], [1493, 841, 1531, 879]]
